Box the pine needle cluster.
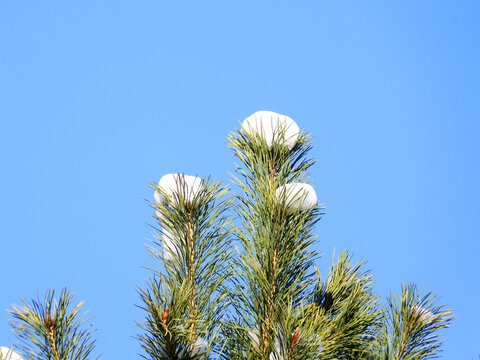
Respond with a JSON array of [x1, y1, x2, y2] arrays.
[[9, 289, 98, 360]]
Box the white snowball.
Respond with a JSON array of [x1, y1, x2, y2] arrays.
[[161, 226, 182, 263], [241, 111, 300, 149], [270, 338, 283, 360], [154, 174, 202, 205], [0, 347, 23, 360], [190, 337, 208, 356], [154, 190, 163, 204], [248, 329, 259, 346], [413, 305, 434, 322], [276, 183, 317, 212], [248, 329, 283, 360]]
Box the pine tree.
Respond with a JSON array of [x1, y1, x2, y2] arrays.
[[6, 111, 453, 360]]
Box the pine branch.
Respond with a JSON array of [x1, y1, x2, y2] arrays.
[[377, 283, 453, 360], [137, 277, 193, 360], [139, 176, 232, 359], [9, 288, 99, 360], [225, 122, 326, 360], [313, 250, 384, 359]]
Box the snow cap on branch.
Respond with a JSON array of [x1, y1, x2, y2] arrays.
[[241, 111, 300, 149], [0, 347, 23, 360], [154, 174, 202, 206], [161, 226, 182, 263], [276, 183, 317, 213], [190, 337, 208, 357], [413, 305, 435, 323], [248, 329, 283, 360]]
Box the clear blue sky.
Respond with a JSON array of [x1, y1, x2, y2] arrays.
[[1, 1, 479, 359]]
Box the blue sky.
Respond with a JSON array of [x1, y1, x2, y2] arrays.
[[1, 1, 479, 358]]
